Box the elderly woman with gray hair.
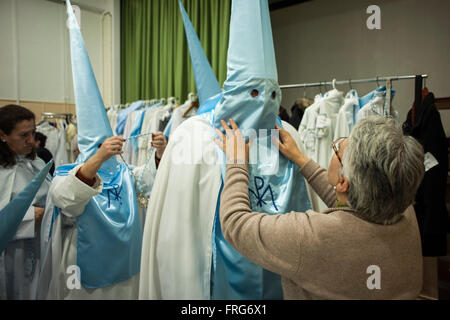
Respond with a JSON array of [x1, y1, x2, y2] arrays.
[[215, 116, 425, 300]]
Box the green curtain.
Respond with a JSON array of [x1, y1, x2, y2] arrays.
[[121, 0, 231, 104]]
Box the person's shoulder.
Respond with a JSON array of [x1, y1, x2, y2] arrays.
[[171, 115, 214, 138], [281, 120, 297, 134], [304, 207, 364, 230], [32, 156, 47, 169]]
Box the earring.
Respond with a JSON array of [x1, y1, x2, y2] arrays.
[[333, 186, 337, 191]]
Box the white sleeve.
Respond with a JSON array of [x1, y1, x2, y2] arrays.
[[333, 110, 350, 141], [50, 164, 103, 218]]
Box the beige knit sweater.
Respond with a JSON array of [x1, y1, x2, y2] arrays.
[[220, 160, 423, 300]]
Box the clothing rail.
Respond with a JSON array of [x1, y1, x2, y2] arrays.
[[41, 112, 74, 118], [279, 74, 428, 89], [41, 112, 77, 125]]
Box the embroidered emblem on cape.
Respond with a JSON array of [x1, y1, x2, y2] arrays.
[[249, 176, 279, 211]]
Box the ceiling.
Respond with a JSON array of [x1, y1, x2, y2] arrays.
[[269, 0, 312, 11]]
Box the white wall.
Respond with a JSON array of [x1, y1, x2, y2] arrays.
[[271, 0, 450, 134], [0, 0, 120, 107]]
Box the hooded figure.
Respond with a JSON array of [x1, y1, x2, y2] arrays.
[[139, 0, 311, 300], [163, 0, 223, 138], [38, 0, 156, 300]]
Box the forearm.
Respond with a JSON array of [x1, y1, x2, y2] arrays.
[[220, 164, 253, 234], [293, 153, 310, 169], [77, 154, 103, 180]]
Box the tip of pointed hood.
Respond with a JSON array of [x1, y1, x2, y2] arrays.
[[225, 0, 278, 84], [179, 0, 221, 104]]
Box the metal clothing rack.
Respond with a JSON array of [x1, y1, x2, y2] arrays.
[[279, 74, 428, 89], [41, 112, 77, 125]]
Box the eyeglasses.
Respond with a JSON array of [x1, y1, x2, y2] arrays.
[[332, 137, 347, 166]]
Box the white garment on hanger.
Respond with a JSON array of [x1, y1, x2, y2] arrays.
[[65, 123, 77, 163], [55, 120, 69, 168], [36, 122, 69, 169], [314, 89, 344, 172], [122, 110, 139, 165], [356, 88, 398, 122], [107, 106, 119, 135], [137, 104, 172, 166], [297, 90, 345, 213], [333, 90, 360, 141], [69, 134, 79, 163], [298, 94, 321, 154], [169, 99, 196, 137], [36, 122, 59, 159]]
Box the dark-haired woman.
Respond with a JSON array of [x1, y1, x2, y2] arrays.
[[0, 104, 51, 300]]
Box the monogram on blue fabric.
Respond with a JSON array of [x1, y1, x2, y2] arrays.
[[249, 176, 278, 212], [106, 184, 123, 208]]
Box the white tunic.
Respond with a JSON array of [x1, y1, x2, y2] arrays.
[[0, 156, 51, 300]]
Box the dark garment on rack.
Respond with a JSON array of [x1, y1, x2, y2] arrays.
[[278, 106, 290, 122], [403, 92, 449, 257], [159, 115, 171, 132], [289, 103, 304, 130], [36, 147, 55, 176]]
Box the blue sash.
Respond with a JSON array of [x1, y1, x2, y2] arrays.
[[54, 163, 142, 288]]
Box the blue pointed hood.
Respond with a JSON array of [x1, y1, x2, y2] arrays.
[[0, 160, 53, 253], [178, 0, 221, 105], [214, 0, 281, 133], [225, 0, 278, 84], [66, 0, 117, 175]]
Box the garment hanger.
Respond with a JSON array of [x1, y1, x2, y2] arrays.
[[168, 97, 177, 105], [183, 101, 200, 118], [422, 77, 429, 100], [384, 78, 392, 117], [324, 80, 332, 94]]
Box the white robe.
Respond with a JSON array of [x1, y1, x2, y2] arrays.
[[38, 152, 157, 300], [139, 116, 312, 300], [36, 122, 69, 169], [0, 156, 51, 300]]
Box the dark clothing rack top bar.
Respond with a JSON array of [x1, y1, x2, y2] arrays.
[[279, 74, 428, 89]]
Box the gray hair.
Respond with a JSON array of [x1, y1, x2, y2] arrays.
[[342, 116, 424, 225]]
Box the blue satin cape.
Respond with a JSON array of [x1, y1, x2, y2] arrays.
[[201, 111, 312, 299], [53, 163, 142, 288]]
